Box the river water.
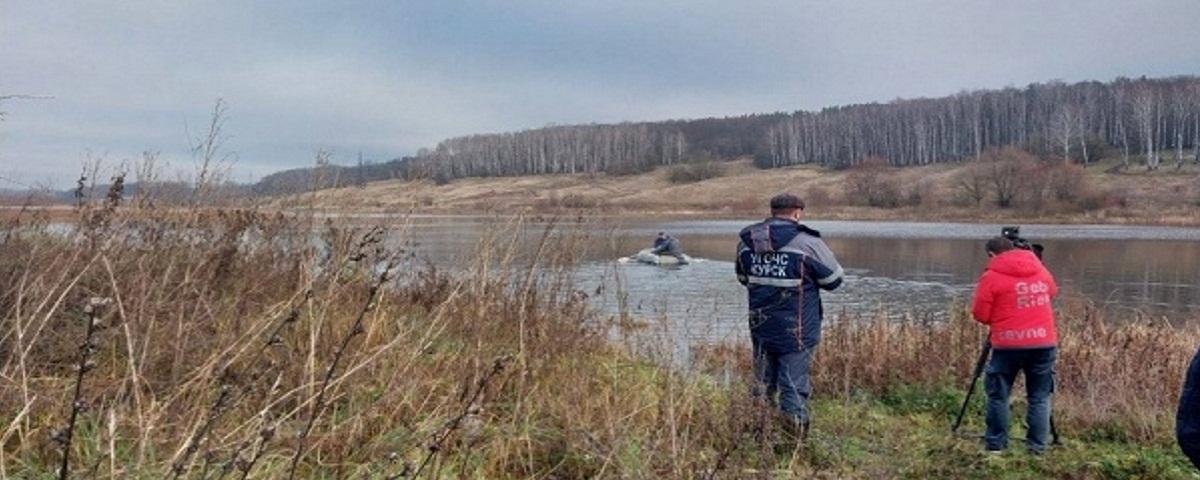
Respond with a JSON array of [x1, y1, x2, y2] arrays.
[[381, 216, 1200, 345]]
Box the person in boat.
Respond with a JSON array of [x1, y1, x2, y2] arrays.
[[735, 193, 844, 440], [651, 232, 687, 263]]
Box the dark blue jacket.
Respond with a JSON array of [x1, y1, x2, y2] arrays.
[[736, 218, 844, 353], [653, 236, 681, 255], [1178, 347, 1200, 470]]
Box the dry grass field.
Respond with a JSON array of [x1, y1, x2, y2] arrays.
[[287, 156, 1200, 226]]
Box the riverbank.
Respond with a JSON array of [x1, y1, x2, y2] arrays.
[[2, 203, 1198, 478], [278, 157, 1200, 227]]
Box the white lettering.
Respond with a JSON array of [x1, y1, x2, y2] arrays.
[[750, 264, 790, 277], [1014, 281, 1051, 309], [748, 252, 793, 278], [749, 253, 790, 266], [997, 328, 1050, 341]]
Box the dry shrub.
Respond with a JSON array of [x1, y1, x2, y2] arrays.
[[432, 170, 452, 185], [813, 299, 1198, 443], [665, 161, 725, 184], [0, 198, 745, 478], [1018, 162, 1097, 212], [979, 147, 1038, 208], [3, 186, 1195, 477], [903, 180, 936, 208], [953, 161, 989, 207], [540, 192, 603, 210], [687, 297, 1197, 445], [803, 186, 833, 207], [1047, 163, 1089, 202], [728, 195, 762, 213], [1077, 187, 1129, 211], [845, 157, 902, 208]]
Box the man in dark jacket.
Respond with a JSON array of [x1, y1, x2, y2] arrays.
[[972, 237, 1059, 454], [652, 232, 686, 263], [735, 193, 844, 434], [1178, 347, 1200, 469]]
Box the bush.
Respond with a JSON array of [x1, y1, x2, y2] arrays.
[[729, 195, 760, 212], [666, 162, 724, 184], [751, 151, 775, 169], [804, 186, 834, 207], [845, 158, 901, 208], [1106, 187, 1131, 209], [1012, 160, 1096, 212], [432, 170, 452, 186], [1047, 163, 1089, 202], [953, 162, 989, 207], [543, 193, 601, 209], [979, 147, 1038, 208], [903, 180, 935, 208]]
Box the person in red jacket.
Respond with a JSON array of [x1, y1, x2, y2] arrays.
[[972, 236, 1059, 454]]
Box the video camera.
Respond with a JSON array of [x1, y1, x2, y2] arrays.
[[1000, 226, 1044, 260]]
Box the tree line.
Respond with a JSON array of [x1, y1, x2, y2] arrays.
[[762, 76, 1200, 170], [251, 76, 1200, 194]]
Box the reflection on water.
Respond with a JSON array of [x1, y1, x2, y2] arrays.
[[385, 217, 1200, 325]]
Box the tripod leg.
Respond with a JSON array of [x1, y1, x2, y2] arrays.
[[952, 341, 992, 433]]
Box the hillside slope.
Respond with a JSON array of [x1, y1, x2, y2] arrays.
[[283, 158, 1200, 225]]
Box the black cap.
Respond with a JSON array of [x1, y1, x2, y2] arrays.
[[769, 193, 805, 211]]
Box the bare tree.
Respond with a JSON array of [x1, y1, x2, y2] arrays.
[[1051, 105, 1079, 163], [981, 147, 1034, 208], [188, 99, 235, 201], [355, 151, 367, 188], [1194, 84, 1200, 165], [953, 161, 989, 206]]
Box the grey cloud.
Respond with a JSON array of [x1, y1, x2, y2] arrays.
[[2, 0, 1197, 187]]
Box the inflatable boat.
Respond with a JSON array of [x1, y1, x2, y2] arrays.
[[622, 248, 694, 265]]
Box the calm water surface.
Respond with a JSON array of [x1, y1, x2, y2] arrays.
[[382, 217, 1200, 345]]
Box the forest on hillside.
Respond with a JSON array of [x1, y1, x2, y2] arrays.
[[255, 76, 1200, 193]]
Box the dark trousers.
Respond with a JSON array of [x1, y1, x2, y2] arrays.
[[653, 243, 686, 263], [985, 347, 1056, 452], [1177, 347, 1200, 470], [752, 345, 814, 424]]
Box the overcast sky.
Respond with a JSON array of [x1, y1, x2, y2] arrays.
[[2, 0, 1197, 188]]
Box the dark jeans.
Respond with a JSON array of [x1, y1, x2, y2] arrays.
[[752, 346, 814, 424], [1177, 347, 1200, 470], [985, 347, 1056, 452]]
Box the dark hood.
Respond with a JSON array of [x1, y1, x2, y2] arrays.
[[738, 218, 821, 253]]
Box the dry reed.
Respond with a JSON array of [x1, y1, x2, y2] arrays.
[[1, 187, 1196, 478]]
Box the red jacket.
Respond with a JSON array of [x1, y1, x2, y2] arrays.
[[971, 249, 1058, 350]]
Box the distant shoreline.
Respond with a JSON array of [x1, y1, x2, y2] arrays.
[[7, 157, 1200, 227], [7, 202, 1200, 228]]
